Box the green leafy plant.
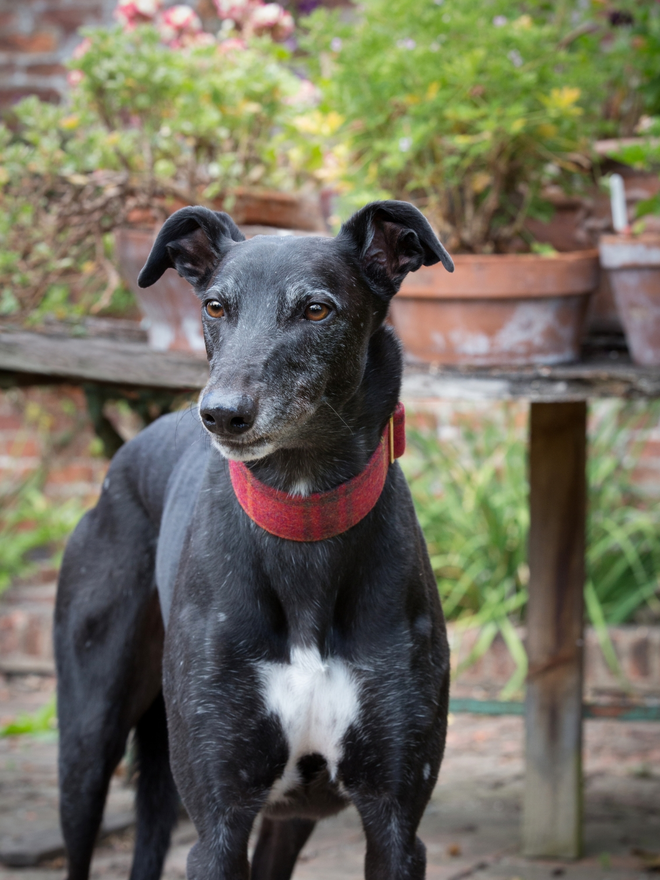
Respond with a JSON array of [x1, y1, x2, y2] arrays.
[[628, 1, 660, 117], [0, 472, 85, 595], [303, 0, 648, 253], [0, 697, 56, 738], [608, 116, 660, 225], [0, 2, 325, 322], [402, 402, 660, 695]]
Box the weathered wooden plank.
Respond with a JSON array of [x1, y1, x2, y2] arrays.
[[401, 359, 660, 402], [0, 330, 208, 390], [3, 327, 660, 400], [523, 401, 587, 859]]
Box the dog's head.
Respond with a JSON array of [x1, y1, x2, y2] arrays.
[[138, 201, 453, 461]]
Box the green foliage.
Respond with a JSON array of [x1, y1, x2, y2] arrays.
[[587, 404, 660, 625], [0, 696, 56, 738], [0, 473, 85, 595], [630, 1, 660, 116], [402, 402, 660, 693], [70, 25, 323, 194], [0, 25, 323, 322], [608, 116, 660, 223], [303, 0, 648, 253]]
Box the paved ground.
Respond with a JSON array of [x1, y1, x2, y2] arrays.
[[1, 675, 659, 880]]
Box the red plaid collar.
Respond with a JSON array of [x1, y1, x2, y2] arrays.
[[228, 403, 406, 542]]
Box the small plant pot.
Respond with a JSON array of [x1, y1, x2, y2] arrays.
[[124, 188, 327, 234], [599, 234, 660, 366], [390, 250, 599, 366], [115, 227, 205, 353]]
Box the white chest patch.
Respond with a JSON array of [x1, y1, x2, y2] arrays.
[[258, 647, 360, 803]]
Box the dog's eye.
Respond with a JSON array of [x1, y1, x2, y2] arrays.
[[205, 300, 225, 319], [304, 302, 331, 322]]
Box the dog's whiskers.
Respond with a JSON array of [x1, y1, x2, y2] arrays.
[[322, 401, 354, 435]]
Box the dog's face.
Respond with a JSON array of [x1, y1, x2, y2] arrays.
[[139, 201, 453, 461]]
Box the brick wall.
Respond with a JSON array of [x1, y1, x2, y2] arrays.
[[0, 0, 118, 108], [0, 385, 107, 503], [0, 0, 325, 111], [0, 0, 222, 110]]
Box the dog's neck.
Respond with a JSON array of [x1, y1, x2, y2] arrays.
[[246, 326, 403, 496]]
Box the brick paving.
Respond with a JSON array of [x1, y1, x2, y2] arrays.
[[0, 675, 658, 880]]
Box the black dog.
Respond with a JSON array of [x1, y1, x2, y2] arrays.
[[55, 200, 454, 880]]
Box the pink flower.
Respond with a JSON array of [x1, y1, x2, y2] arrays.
[[115, 0, 162, 29], [157, 4, 203, 45], [67, 69, 85, 86], [186, 31, 216, 48], [72, 37, 92, 59], [67, 37, 91, 86], [217, 36, 248, 52], [285, 78, 320, 107], [250, 3, 294, 40], [214, 0, 260, 26]]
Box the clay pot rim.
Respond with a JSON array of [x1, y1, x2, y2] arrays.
[[599, 234, 660, 270], [398, 248, 599, 300], [440, 248, 598, 264], [600, 233, 660, 245]]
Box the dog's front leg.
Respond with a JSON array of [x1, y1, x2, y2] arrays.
[[165, 706, 285, 880], [184, 810, 256, 880], [342, 689, 448, 880], [163, 632, 288, 880], [357, 800, 428, 880]]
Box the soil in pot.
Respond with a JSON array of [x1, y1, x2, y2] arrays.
[[599, 234, 660, 366], [391, 250, 599, 366]]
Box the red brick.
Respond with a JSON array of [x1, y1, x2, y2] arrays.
[[46, 463, 98, 485], [629, 636, 650, 680], [0, 88, 61, 108], [0, 32, 58, 53], [0, 613, 24, 656], [5, 437, 41, 458], [26, 63, 67, 76], [42, 7, 104, 32], [23, 616, 47, 657], [0, 413, 24, 431], [639, 438, 660, 461]]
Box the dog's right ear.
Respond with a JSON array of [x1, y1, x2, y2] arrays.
[[337, 200, 453, 300], [137, 206, 245, 290]]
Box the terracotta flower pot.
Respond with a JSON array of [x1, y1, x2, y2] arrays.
[[599, 234, 660, 366], [115, 227, 205, 353], [125, 188, 327, 234], [226, 187, 327, 232], [390, 250, 600, 366]]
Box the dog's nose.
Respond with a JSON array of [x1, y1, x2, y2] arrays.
[[199, 394, 257, 436]]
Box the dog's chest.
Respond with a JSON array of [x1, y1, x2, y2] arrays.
[[258, 647, 360, 801]]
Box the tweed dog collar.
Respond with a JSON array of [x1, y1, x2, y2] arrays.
[[228, 403, 406, 542]]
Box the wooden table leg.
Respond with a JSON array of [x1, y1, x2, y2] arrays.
[[523, 401, 587, 859]]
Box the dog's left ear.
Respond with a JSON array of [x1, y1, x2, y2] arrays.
[[138, 206, 245, 290], [337, 200, 454, 299]]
